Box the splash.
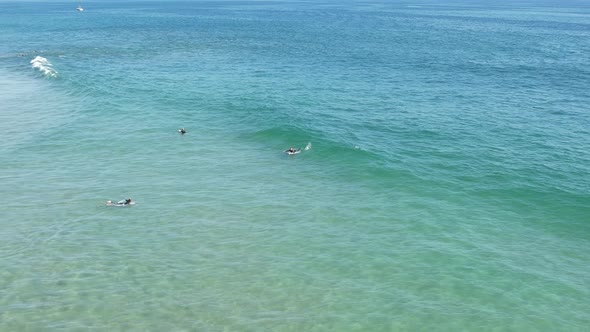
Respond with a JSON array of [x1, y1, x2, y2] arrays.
[[305, 142, 312, 150], [30, 56, 58, 77]]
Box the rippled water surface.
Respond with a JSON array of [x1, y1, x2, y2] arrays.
[[1, 1, 589, 330]]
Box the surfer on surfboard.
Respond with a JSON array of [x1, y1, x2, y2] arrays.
[[285, 143, 311, 155], [285, 147, 301, 155], [106, 198, 134, 206]]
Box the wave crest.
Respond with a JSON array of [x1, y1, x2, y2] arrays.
[[30, 56, 58, 77]]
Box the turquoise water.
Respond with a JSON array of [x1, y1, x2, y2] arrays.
[[1, 1, 589, 330]]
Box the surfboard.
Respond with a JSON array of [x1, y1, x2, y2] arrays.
[[285, 149, 301, 155], [106, 201, 135, 207]]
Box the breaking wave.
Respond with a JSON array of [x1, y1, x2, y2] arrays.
[[30, 56, 58, 77]]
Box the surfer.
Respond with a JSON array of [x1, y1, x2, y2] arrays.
[[106, 198, 133, 206], [178, 128, 186, 135], [285, 147, 301, 155]]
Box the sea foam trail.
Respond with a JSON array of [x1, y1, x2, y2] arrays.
[[30, 56, 57, 77]]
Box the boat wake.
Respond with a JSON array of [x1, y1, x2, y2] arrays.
[[30, 56, 58, 78]]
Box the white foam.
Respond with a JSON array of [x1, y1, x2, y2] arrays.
[[30, 56, 58, 77], [305, 142, 312, 150]]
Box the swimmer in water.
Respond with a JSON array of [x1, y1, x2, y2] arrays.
[[178, 128, 186, 135]]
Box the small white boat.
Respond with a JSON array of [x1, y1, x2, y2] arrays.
[[76, 5, 84, 11]]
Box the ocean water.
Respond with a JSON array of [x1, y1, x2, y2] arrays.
[[1, 0, 589, 330]]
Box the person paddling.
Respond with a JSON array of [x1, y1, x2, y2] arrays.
[[106, 198, 133, 206]]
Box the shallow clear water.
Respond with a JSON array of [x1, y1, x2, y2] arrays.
[[1, 1, 589, 330]]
